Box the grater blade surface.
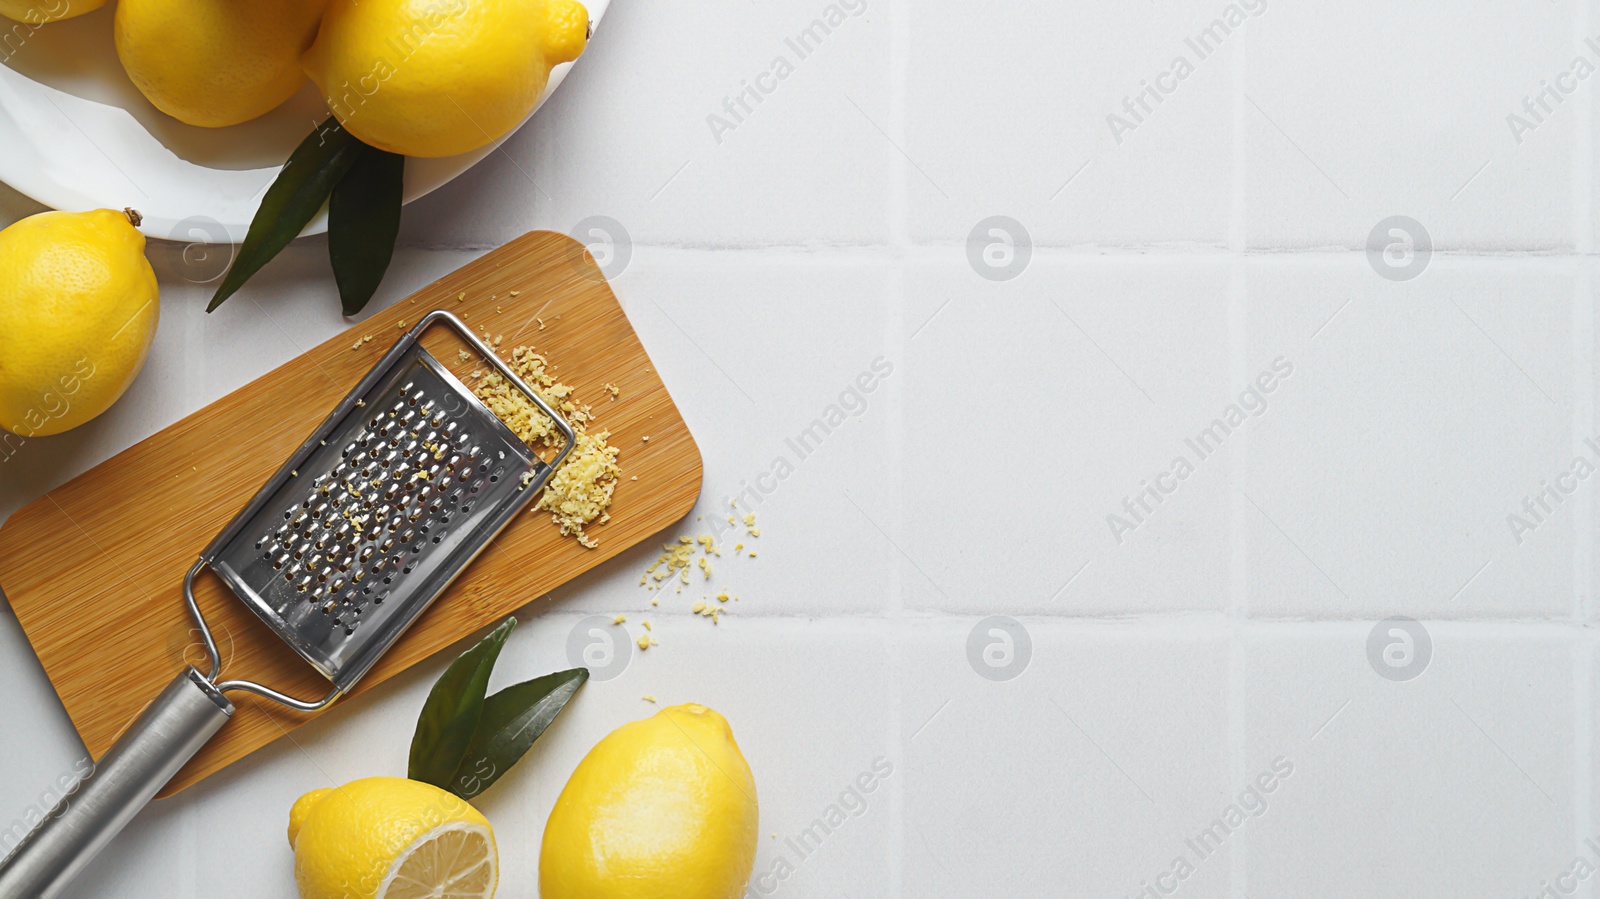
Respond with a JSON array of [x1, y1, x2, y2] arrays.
[[206, 336, 555, 691]]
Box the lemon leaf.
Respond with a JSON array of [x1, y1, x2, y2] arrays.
[[208, 118, 363, 313], [449, 668, 588, 800], [409, 617, 516, 790], [329, 144, 404, 317]]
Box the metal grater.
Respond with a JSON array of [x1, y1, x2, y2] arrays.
[[0, 310, 573, 899]]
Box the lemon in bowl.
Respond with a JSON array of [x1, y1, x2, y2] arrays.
[[302, 0, 590, 158], [114, 0, 329, 128], [289, 777, 497, 899]]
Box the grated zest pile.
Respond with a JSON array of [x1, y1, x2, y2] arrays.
[[469, 344, 620, 548]]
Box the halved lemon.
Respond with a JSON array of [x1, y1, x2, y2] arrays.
[[291, 776, 498, 899]]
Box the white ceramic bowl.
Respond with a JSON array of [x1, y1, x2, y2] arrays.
[[0, 0, 607, 242]]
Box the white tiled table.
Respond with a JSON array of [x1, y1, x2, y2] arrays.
[[3, 1, 1598, 896]]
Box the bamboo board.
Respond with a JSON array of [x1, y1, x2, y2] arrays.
[[0, 230, 701, 797]]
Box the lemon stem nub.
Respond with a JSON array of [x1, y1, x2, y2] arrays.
[[122, 208, 143, 227]]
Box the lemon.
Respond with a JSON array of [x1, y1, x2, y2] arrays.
[[114, 0, 327, 128], [0, 0, 102, 25], [540, 704, 759, 899], [290, 777, 497, 899], [302, 0, 589, 158], [0, 209, 158, 440]]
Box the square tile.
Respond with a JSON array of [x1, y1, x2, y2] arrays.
[[901, 258, 1236, 615], [400, 0, 893, 248], [905, 0, 1236, 246], [548, 253, 899, 618], [1243, 625, 1575, 896], [1245, 257, 1577, 617], [901, 621, 1231, 898], [1245, 0, 1576, 250]]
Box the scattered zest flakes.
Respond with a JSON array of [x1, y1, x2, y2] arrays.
[[457, 292, 466, 302], [509, 290, 519, 297], [537, 317, 546, 330], [642, 695, 656, 703], [639, 518, 763, 624], [641, 435, 650, 443], [637, 633, 655, 650], [457, 349, 472, 362], [642, 621, 652, 631], [398, 319, 407, 329], [604, 383, 620, 400], [613, 614, 626, 625]]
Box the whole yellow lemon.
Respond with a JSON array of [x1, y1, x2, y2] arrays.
[[540, 704, 759, 899], [290, 777, 498, 899], [0, 0, 102, 26], [302, 0, 589, 158], [0, 209, 158, 440], [114, 0, 327, 128]]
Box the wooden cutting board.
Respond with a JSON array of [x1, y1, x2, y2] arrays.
[[0, 230, 701, 797]]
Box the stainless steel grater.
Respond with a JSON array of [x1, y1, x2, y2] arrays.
[[0, 310, 573, 899]]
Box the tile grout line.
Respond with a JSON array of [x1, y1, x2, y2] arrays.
[[1574, 0, 1594, 860], [1576, 261, 1593, 626], [886, 0, 911, 254], [1227, 18, 1250, 896], [1576, 638, 1592, 868], [1573, 259, 1593, 873], [884, 259, 908, 899], [886, 0, 909, 895], [1578, 0, 1593, 261]]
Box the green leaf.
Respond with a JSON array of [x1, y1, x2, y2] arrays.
[[408, 618, 517, 790], [449, 668, 588, 800], [329, 144, 404, 317], [208, 118, 365, 313]]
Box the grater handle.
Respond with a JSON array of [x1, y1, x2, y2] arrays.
[[0, 667, 233, 899]]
